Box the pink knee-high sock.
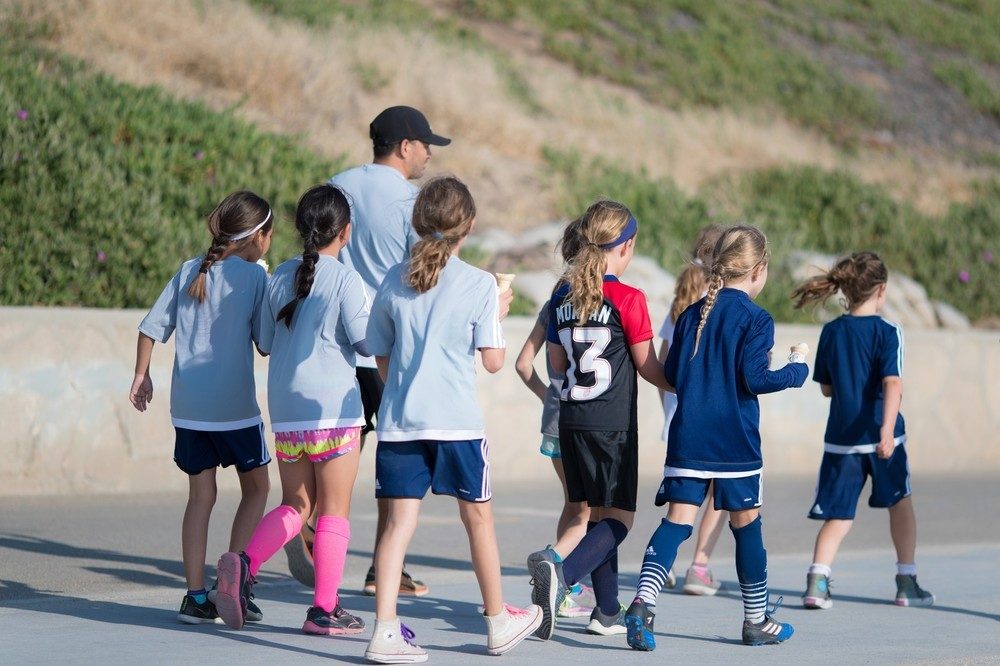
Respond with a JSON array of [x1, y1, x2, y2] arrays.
[[244, 505, 302, 576], [313, 515, 350, 612]]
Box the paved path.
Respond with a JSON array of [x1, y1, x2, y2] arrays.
[[1, 475, 998, 663]]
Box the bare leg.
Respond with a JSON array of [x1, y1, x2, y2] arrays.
[[277, 457, 317, 523], [811, 519, 854, 567], [550, 458, 590, 556], [315, 445, 361, 519], [229, 465, 270, 552], [459, 499, 504, 616], [373, 497, 390, 563], [889, 496, 917, 565], [691, 494, 727, 565], [182, 469, 217, 590], [374, 498, 421, 620]]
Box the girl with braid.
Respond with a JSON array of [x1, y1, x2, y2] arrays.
[[214, 184, 371, 636], [130, 191, 274, 625], [625, 224, 807, 650]]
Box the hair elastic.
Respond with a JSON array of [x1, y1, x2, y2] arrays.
[[600, 215, 638, 249], [228, 209, 272, 242], [431, 231, 446, 241]]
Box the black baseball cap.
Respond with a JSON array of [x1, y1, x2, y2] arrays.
[[369, 106, 451, 148]]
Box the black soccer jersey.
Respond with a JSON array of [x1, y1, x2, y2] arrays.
[[546, 276, 653, 431]]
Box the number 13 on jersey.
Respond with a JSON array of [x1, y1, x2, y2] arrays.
[[560, 327, 612, 401]]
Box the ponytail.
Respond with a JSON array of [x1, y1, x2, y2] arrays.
[[562, 200, 634, 324], [277, 184, 352, 327], [565, 243, 607, 324], [187, 236, 228, 303], [792, 251, 887, 311], [670, 261, 709, 323], [407, 176, 476, 294]]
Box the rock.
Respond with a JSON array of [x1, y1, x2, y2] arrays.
[[933, 300, 972, 330]]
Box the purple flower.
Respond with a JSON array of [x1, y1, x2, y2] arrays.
[[16, 109, 28, 121], [983, 251, 994, 264], [97, 250, 107, 263], [194, 150, 204, 160], [958, 270, 970, 283]]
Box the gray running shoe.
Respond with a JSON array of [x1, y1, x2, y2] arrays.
[[895, 574, 934, 607], [802, 573, 833, 609], [585, 605, 627, 635]]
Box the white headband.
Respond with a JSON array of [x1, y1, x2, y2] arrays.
[[228, 209, 272, 241]]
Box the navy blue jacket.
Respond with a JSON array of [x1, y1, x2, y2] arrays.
[[664, 289, 807, 473]]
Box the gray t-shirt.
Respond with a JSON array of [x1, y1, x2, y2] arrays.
[[329, 164, 420, 368], [259, 255, 370, 432], [537, 302, 564, 438], [138, 256, 267, 430], [366, 256, 504, 441]]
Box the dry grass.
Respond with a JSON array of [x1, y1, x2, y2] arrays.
[[10, 0, 990, 227]]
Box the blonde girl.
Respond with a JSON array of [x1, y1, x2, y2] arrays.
[[792, 251, 933, 609], [513, 219, 598, 620], [625, 225, 806, 650], [657, 225, 728, 596], [214, 184, 371, 635], [364, 176, 541, 663], [526, 200, 671, 641], [130, 191, 273, 624]]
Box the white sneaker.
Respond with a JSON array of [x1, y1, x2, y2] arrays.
[[485, 603, 542, 656], [682, 565, 721, 596], [364, 618, 428, 664]]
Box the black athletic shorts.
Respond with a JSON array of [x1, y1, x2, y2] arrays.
[[559, 427, 638, 512], [356, 367, 384, 437]]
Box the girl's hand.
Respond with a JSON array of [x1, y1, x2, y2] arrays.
[[498, 287, 514, 321], [129, 372, 153, 412], [876, 431, 895, 459]]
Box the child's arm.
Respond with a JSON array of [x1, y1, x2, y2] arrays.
[[631, 339, 674, 392], [514, 319, 548, 402], [376, 355, 390, 383], [479, 347, 505, 374], [129, 333, 155, 412], [877, 376, 903, 458], [742, 315, 808, 394], [820, 384, 833, 397], [656, 338, 670, 400], [547, 340, 568, 375]]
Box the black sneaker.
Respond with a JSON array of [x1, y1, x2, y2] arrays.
[[624, 598, 656, 651], [742, 597, 794, 646], [215, 551, 255, 630], [585, 604, 626, 635], [526, 547, 567, 641], [302, 605, 366, 635], [177, 594, 221, 625], [245, 598, 263, 623]]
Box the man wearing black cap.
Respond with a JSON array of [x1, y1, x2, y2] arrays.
[[282, 106, 449, 598]]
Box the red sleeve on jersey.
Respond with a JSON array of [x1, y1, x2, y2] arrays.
[[604, 282, 653, 346]]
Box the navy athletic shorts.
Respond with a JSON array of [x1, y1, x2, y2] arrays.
[[655, 474, 763, 512], [375, 439, 491, 502], [173, 423, 270, 475], [808, 446, 911, 520]]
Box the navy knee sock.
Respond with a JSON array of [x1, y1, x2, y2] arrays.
[[635, 518, 692, 607], [586, 521, 622, 616], [732, 515, 768, 623], [563, 519, 629, 588]]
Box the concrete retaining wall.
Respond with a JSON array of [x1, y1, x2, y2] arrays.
[[1, 307, 997, 496]]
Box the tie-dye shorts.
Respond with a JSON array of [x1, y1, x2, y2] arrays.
[[274, 426, 362, 464]]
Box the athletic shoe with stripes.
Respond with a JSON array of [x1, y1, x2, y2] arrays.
[[526, 547, 566, 640], [177, 594, 222, 624], [742, 598, 794, 646], [302, 604, 365, 635]]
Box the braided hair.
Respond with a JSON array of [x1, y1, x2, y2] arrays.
[[691, 225, 769, 358], [187, 191, 273, 303], [276, 184, 352, 328]]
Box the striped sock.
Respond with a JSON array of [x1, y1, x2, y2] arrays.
[[732, 516, 768, 623], [635, 519, 692, 607]]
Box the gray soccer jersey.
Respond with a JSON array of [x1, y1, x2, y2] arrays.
[[329, 164, 420, 368], [259, 255, 370, 432], [366, 256, 504, 441], [138, 256, 267, 430]]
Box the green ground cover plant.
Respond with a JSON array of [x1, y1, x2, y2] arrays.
[[545, 150, 999, 324], [0, 38, 343, 308]]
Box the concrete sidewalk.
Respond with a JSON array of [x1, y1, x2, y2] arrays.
[[1, 477, 998, 663]]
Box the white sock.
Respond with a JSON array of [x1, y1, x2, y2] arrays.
[[897, 562, 917, 576], [809, 563, 832, 577]]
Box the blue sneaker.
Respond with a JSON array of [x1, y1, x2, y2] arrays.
[[625, 598, 656, 651], [742, 597, 794, 646]]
